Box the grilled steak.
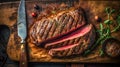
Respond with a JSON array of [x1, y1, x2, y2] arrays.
[[48, 24, 96, 57], [29, 7, 86, 45], [29, 7, 96, 57]]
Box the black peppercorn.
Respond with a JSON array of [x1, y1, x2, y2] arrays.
[[34, 4, 40, 10]]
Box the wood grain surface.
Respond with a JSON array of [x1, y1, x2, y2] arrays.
[[0, 0, 120, 63]]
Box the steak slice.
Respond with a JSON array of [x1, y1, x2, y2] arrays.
[[29, 7, 86, 45], [45, 24, 93, 49], [48, 24, 96, 57]]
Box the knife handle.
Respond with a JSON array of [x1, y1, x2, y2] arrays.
[[20, 42, 27, 67]]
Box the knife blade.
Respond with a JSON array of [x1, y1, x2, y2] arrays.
[[17, 0, 27, 67]]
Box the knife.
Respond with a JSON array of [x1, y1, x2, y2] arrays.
[[17, 0, 27, 67]]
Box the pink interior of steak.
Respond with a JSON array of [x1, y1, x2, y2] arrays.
[[39, 21, 85, 46], [48, 44, 78, 55], [45, 24, 91, 48]]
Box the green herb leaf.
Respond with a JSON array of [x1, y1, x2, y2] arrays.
[[99, 23, 103, 36], [102, 28, 107, 34], [100, 23, 103, 31], [110, 9, 115, 14], [99, 49, 104, 56], [108, 28, 111, 35], [117, 15, 120, 24], [105, 7, 111, 14], [112, 25, 120, 32], [104, 20, 112, 24], [104, 20, 110, 24]]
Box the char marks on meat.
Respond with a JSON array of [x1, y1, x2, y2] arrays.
[[48, 24, 96, 57], [29, 7, 86, 45], [29, 7, 96, 57]]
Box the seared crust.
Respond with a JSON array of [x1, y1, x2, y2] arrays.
[[48, 24, 96, 57], [29, 7, 86, 45]]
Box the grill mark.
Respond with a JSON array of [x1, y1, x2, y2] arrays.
[[78, 9, 84, 23], [46, 40, 64, 49], [59, 50, 65, 56], [62, 49, 69, 56], [85, 39, 90, 49], [67, 47, 74, 56], [36, 21, 42, 33], [34, 22, 41, 43], [74, 39, 84, 53], [48, 43, 62, 49], [74, 37, 81, 44], [63, 15, 72, 32], [51, 20, 59, 36], [78, 12, 84, 25], [78, 10, 85, 24], [30, 32, 36, 43], [68, 16, 74, 31], [55, 42, 65, 49], [34, 21, 43, 43], [48, 20, 56, 38], [68, 38, 75, 45], [71, 40, 83, 54], [74, 11, 80, 27], [56, 14, 67, 34], [79, 42, 85, 53], [60, 15, 70, 34], [51, 20, 58, 37], [41, 20, 49, 40], [30, 23, 38, 42], [58, 14, 66, 22], [77, 42, 83, 54], [34, 21, 43, 40], [40, 20, 48, 39], [62, 40, 70, 47], [72, 45, 78, 54], [52, 50, 57, 56], [71, 17, 76, 29], [46, 20, 54, 39], [38, 20, 46, 37], [58, 51, 63, 57], [43, 20, 54, 40], [71, 12, 77, 28], [85, 33, 90, 41], [36, 21, 46, 43], [69, 11, 77, 29]]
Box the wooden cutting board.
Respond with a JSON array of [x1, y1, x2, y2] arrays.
[[0, 0, 120, 63]]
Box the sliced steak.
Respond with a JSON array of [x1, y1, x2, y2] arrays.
[[29, 7, 86, 45], [48, 24, 96, 57]]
